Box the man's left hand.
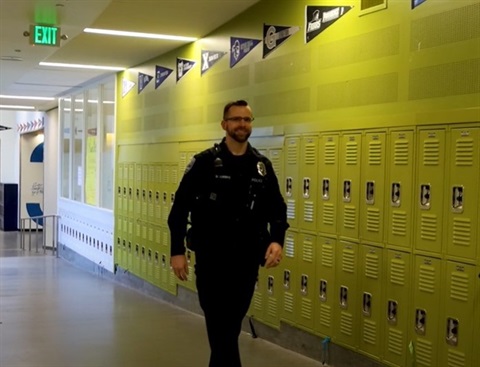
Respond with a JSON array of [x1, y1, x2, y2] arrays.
[[264, 242, 283, 268]]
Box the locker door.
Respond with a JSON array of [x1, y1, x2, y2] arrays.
[[474, 266, 480, 367], [162, 164, 170, 227], [338, 133, 362, 242], [314, 235, 336, 338], [123, 164, 129, 218], [127, 218, 134, 272], [141, 164, 149, 221], [280, 229, 298, 325], [116, 163, 124, 216], [318, 134, 339, 236], [263, 265, 281, 328], [134, 164, 142, 253], [115, 215, 123, 267], [360, 131, 386, 246], [358, 244, 384, 361], [284, 136, 300, 230], [439, 261, 476, 367], [128, 163, 135, 218], [383, 250, 412, 367], [299, 136, 318, 232], [148, 165, 155, 223], [387, 130, 415, 250], [160, 227, 169, 291], [414, 128, 447, 255], [297, 231, 316, 331], [411, 256, 442, 367], [248, 266, 266, 321], [446, 126, 479, 263]]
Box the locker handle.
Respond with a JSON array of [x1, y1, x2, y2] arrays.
[[283, 270, 291, 290], [391, 183, 401, 207], [420, 184, 431, 209], [446, 318, 459, 346], [303, 178, 310, 199], [340, 286, 348, 309], [319, 279, 327, 302], [451, 186, 464, 213], [366, 181, 375, 205], [387, 300, 398, 325], [415, 309, 426, 335], [267, 275, 274, 295], [363, 293, 372, 317], [343, 180, 352, 203], [322, 179, 330, 200], [286, 177, 293, 197], [300, 274, 308, 296]]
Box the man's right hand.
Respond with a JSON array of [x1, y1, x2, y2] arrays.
[[171, 254, 189, 281]]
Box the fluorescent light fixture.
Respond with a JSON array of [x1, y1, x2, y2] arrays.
[[0, 105, 35, 110], [84, 28, 197, 42], [0, 95, 55, 101], [40, 62, 126, 71]]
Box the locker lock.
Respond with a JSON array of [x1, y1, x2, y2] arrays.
[[391, 183, 401, 207], [136, 188, 140, 199], [162, 254, 167, 268], [149, 190, 152, 201], [155, 252, 159, 265]]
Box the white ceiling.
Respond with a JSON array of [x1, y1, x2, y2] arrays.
[[0, 0, 260, 112]]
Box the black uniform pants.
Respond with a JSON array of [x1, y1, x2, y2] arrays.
[[195, 260, 258, 367]]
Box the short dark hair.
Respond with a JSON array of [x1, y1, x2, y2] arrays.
[[223, 100, 249, 118]]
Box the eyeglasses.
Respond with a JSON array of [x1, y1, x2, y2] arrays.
[[224, 116, 254, 123]]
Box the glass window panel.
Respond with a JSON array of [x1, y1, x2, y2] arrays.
[[101, 79, 115, 210], [85, 88, 98, 206], [72, 94, 85, 202], [61, 98, 72, 198]]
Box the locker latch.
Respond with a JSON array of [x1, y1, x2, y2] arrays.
[[415, 308, 426, 335], [387, 300, 398, 325], [186, 250, 191, 263], [170, 193, 175, 205], [301, 274, 308, 296], [136, 188, 139, 199], [117, 237, 121, 245], [163, 192, 167, 204], [319, 280, 327, 302], [283, 270, 291, 290], [128, 241, 132, 252], [123, 187, 127, 196], [420, 184, 431, 209], [446, 317, 459, 346], [343, 180, 352, 203], [129, 187, 133, 198], [148, 190, 152, 201], [142, 189, 146, 200], [322, 179, 330, 200], [148, 249, 152, 261], [267, 275, 274, 295], [135, 244, 139, 256], [286, 177, 293, 197], [340, 286, 348, 309], [391, 183, 401, 207], [303, 178, 310, 199], [141, 246, 145, 259], [162, 254, 167, 268], [155, 191, 159, 203], [363, 292, 372, 317], [122, 239, 126, 249], [155, 251, 159, 265], [117, 186, 121, 194], [366, 181, 375, 205], [451, 186, 464, 213]]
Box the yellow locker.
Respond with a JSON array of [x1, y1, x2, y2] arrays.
[[141, 164, 149, 221], [284, 136, 300, 230], [360, 131, 386, 246], [439, 261, 477, 367], [115, 215, 123, 268], [358, 244, 384, 362], [446, 126, 479, 264], [333, 240, 359, 350], [148, 165, 155, 223], [122, 164, 129, 218], [314, 235, 336, 338], [262, 266, 281, 328], [299, 136, 318, 232], [122, 217, 129, 270], [159, 226, 170, 291], [116, 163, 124, 216], [338, 132, 362, 242], [127, 218, 134, 272], [154, 164, 162, 226], [383, 250, 412, 367], [133, 242, 141, 276], [297, 231, 316, 332], [386, 130, 415, 250], [248, 268, 265, 321], [162, 164, 170, 227], [318, 134, 339, 236], [474, 266, 480, 367], [128, 163, 135, 217], [411, 255, 442, 367], [414, 127, 447, 256], [140, 244, 147, 279], [280, 229, 298, 325]]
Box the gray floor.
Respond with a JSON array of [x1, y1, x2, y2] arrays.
[[0, 231, 325, 367]]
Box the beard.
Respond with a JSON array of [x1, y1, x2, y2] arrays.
[[227, 127, 251, 143]]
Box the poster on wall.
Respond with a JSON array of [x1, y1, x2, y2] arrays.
[[230, 37, 261, 68], [138, 72, 153, 94], [412, 0, 427, 9], [201, 50, 227, 75], [305, 6, 352, 43], [176, 58, 196, 82], [122, 79, 136, 98], [263, 24, 300, 59], [155, 66, 173, 89]]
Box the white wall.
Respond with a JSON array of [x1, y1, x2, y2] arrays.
[[44, 109, 59, 217], [0, 110, 20, 183]]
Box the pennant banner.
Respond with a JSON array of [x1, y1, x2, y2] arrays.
[[230, 37, 261, 68], [412, 0, 427, 9], [177, 58, 196, 82], [263, 24, 300, 59], [305, 6, 352, 43], [155, 66, 173, 89], [201, 50, 227, 75], [138, 72, 153, 94], [122, 79, 136, 98]]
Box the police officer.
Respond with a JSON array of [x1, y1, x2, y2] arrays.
[[168, 100, 289, 367]]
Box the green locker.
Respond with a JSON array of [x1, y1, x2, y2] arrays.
[[162, 164, 170, 227], [122, 217, 129, 270], [318, 134, 339, 236], [383, 250, 412, 367], [127, 218, 134, 272], [338, 132, 362, 242], [410, 255, 442, 367], [414, 128, 447, 256], [280, 229, 298, 325], [358, 244, 384, 362], [116, 163, 124, 216], [386, 130, 415, 250], [439, 261, 477, 367], [248, 268, 265, 321], [140, 244, 147, 279], [333, 240, 359, 350], [141, 164, 149, 221], [159, 226, 170, 291], [297, 231, 316, 331], [284, 136, 300, 230], [474, 266, 480, 367], [299, 136, 318, 232], [446, 126, 479, 264], [314, 235, 336, 338], [360, 131, 386, 246], [148, 165, 155, 223], [133, 242, 141, 276], [154, 164, 162, 227], [128, 163, 135, 217], [262, 266, 282, 328], [122, 164, 129, 218]]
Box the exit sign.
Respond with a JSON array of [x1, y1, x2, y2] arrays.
[[29, 25, 61, 47]]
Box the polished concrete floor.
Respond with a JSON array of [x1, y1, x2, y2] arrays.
[[0, 231, 325, 367]]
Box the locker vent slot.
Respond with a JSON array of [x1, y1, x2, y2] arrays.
[[179, 153, 187, 174], [416, 339, 433, 366], [301, 298, 313, 320], [169, 272, 176, 287], [390, 259, 406, 286], [345, 141, 359, 165], [340, 311, 354, 336], [418, 265, 435, 293], [319, 304, 332, 328], [287, 199, 296, 220], [449, 272, 469, 302], [365, 253, 380, 279], [420, 214, 438, 241], [394, 140, 409, 165], [455, 138, 474, 166], [452, 217, 471, 247], [287, 141, 298, 165], [303, 201, 314, 223], [366, 207, 381, 233], [343, 205, 357, 229], [253, 292, 263, 310], [324, 142, 337, 164], [391, 210, 407, 236], [285, 235, 295, 258], [423, 139, 440, 166], [284, 292, 295, 314], [447, 349, 466, 367], [163, 169, 169, 183], [387, 328, 404, 355], [321, 244, 334, 267], [270, 151, 281, 175], [171, 168, 178, 184], [368, 140, 383, 165], [302, 238, 314, 263], [342, 248, 356, 273], [322, 203, 335, 226], [362, 319, 377, 345], [304, 142, 317, 165], [267, 298, 278, 318]]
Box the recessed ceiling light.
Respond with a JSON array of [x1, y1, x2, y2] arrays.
[[0, 95, 55, 101], [39, 62, 126, 71], [84, 28, 197, 42], [0, 105, 35, 110]]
